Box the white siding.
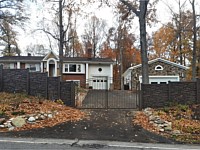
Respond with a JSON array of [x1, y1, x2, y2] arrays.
[[88, 64, 112, 89]]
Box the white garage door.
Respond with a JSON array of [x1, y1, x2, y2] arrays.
[[92, 76, 108, 89], [139, 76, 180, 84]]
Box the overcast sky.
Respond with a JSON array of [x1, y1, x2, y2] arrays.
[[17, 0, 200, 55]]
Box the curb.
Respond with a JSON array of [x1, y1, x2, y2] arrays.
[[0, 137, 200, 149]]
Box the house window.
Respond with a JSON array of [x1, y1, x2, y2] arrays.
[[30, 65, 36, 72], [155, 65, 163, 70], [63, 64, 84, 73], [66, 80, 80, 87], [26, 64, 40, 72], [69, 64, 76, 72]]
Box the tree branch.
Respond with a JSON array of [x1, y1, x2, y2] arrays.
[[119, 0, 140, 17], [33, 29, 59, 41]]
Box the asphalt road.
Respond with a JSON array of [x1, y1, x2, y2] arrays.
[[0, 138, 199, 150]]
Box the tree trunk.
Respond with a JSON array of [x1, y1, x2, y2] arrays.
[[59, 0, 64, 80], [139, 1, 149, 84], [191, 0, 197, 81]]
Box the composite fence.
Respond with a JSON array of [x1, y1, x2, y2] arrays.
[[0, 65, 75, 107], [141, 79, 200, 108]]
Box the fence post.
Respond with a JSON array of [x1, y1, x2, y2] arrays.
[[0, 65, 3, 92], [70, 81, 75, 107], [27, 70, 30, 95], [46, 76, 49, 100], [58, 76, 61, 100], [139, 83, 143, 110], [197, 78, 200, 104], [168, 81, 171, 105]]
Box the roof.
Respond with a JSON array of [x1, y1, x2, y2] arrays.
[[0, 56, 43, 62], [62, 57, 114, 63], [122, 58, 188, 77], [0, 55, 114, 64]]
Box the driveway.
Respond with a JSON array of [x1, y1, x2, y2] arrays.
[[0, 109, 176, 144], [80, 90, 138, 109]]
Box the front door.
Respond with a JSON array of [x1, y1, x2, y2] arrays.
[[49, 64, 55, 77]]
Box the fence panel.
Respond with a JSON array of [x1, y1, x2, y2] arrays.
[[29, 72, 48, 98], [48, 77, 60, 100], [3, 69, 28, 93], [141, 81, 199, 109]]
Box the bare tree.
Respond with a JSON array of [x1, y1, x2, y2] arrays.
[[190, 0, 197, 81], [0, 0, 28, 56], [82, 15, 107, 58], [0, 20, 21, 56]]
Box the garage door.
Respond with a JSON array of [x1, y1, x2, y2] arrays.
[[139, 76, 180, 84], [92, 76, 108, 89]]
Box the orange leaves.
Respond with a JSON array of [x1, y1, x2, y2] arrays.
[[100, 47, 116, 60], [133, 105, 200, 143], [133, 111, 159, 134], [0, 92, 87, 132]]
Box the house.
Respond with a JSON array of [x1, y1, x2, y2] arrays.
[[122, 58, 189, 90], [0, 51, 114, 90]]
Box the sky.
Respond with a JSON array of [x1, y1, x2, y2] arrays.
[[16, 0, 200, 55]]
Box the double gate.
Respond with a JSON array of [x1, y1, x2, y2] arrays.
[[75, 78, 140, 109]]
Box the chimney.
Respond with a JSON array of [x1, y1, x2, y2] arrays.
[[88, 48, 92, 59]]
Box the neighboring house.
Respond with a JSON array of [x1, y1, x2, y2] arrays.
[[0, 51, 114, 90], [123, 58, 189, 90]]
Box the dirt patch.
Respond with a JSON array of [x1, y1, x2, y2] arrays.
[[0, 109, 176, 143]]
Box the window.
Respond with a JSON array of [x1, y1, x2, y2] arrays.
[[151, 82, 158, 84], [26, 64, 40, 72], [29, 64, 37, 72], [63, 64, 84, 73], [64, 64, 68, 72], [69, 64, 76, 72], [66, 80, 80, 87], [160, 82, 166, 84], [155, 65, 163, 70]]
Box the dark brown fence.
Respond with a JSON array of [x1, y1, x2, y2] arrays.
[[141, 79, 200, 108], [0, 65, 75, 107]]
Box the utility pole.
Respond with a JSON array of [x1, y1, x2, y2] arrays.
[[59, 0, 64, 80]]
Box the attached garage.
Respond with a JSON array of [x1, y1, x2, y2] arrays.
[[139, 76, 180, 84], [88, 63, 113, 90], [91, 76, 108, 90]]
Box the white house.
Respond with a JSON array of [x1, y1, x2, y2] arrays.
[[0, 51, 114, 90]]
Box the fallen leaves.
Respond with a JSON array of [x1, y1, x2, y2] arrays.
[[0, 92, 87, 132], [133, 111, 160, 134], [133, 105, 200, 144]]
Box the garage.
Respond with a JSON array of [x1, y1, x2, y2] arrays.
[[125, 58, 188, 89], [91, 76, 108, 90], [139, 76, 180, 84]]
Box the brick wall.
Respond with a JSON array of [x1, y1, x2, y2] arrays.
[[197, 79, 200, 103], [48, 77, 60, 100], [29, 72, 48, 98], [3, 69, 28, 93], [0, 65, 3, 91], [141, 79, 200, 108], [141, 84, 169, 108], [0, 66, 75, 107], [169, 82, 197, 104], [60, 81, 75, 107]]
